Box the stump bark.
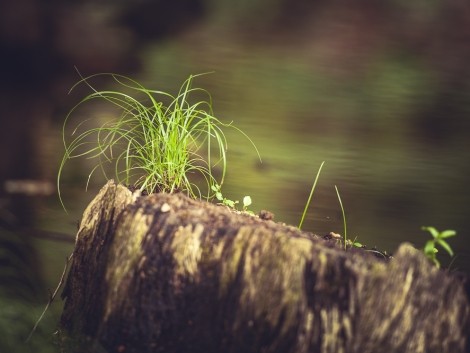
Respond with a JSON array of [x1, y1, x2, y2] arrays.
[[60, 181, 469, 353]]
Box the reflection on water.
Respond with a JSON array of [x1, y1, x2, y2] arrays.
[[131, 20, 470, 273]]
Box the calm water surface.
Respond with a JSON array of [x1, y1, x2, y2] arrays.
[[49, 25, 470, 275], [141, 30, 470, 273]]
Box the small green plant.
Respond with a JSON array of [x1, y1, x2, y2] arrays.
[[335, 185, 362, 250], [334, 185, 347, 250], [212, 183, 237, 208], [298, 161, 325, 229], [242, 196, 253, 212], [297, 162, 360, 249], [298, 162, 361, 249], [58, 72, 260, 209], [211, 184, 254, 214], [421, 226, 456, 268]]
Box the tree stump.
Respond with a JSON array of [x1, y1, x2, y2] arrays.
[[60, 181, 469, 353]]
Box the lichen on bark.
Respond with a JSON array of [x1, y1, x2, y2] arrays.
[[60, 181, 469, 353]]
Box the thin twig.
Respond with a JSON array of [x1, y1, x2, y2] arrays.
[[26, 253, 74, 342]]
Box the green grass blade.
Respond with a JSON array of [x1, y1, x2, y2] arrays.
[[335, 185, 347, 250], [298, 161, 325, 230]]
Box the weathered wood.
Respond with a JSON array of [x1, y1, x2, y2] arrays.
[[60, 181, 469, 353]]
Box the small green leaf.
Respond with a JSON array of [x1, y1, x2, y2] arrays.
[[440, 230, 456, 239], [243, 196, 252, 208], [215, 192, 223, 201], [225, 199, 235, 208], [437, 239, 454, 257], [424, 240, 436, 255], [422, 226, 439, 239]]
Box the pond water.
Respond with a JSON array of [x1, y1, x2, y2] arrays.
[[48, 14, 470, 276], [133, 25, 470, 273]]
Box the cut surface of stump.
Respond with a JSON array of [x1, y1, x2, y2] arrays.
[[60, 181, 470, 353]]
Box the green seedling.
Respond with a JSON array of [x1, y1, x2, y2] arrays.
[[297, 163, 361, 250], [58, 72, 260, 210], [335, 185, 362, 250], [212, 184, 237, 208], [211, 184, 254, 214], [242, 196, 253, 212], [421, 226, 456, 268], [335, 185, 347, 250]]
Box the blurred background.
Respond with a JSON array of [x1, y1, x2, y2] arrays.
[[1, 0, 469, 351]]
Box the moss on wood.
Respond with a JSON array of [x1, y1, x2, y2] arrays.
[[60, 181, 469, 353]]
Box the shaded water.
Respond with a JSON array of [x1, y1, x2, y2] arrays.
[[55, 28, 470, 273], [32, 10, 469, 283], [127, 23, 470, 272]]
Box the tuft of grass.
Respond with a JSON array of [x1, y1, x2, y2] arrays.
[[58, 72, 260, 209], [421, 226, 456, 268], [298, 164, 363, 250], [298, 161, 325, 229]]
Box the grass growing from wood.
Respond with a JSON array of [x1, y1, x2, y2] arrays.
[[297, 162, 366, 250], [297, 163, 461, 264], [58, 73, 259, 209], [335, 185, 348, 250], [334, 185, 362, 250], [58, 73, 459, 267]]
